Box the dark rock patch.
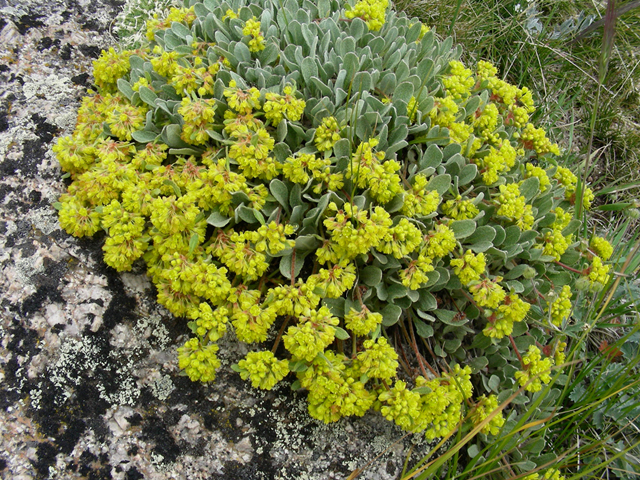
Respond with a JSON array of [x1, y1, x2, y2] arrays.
[[60, 43, 73, 60], [37, 37, 59, 51], [0, 106, 8, 132], [78, 44, 101, 59], [71, 72, 91, 87], [32, 442, 57, 479], [219, 457, 277, 480], [28, 189, 42, 203], [141, 415, 181, 464], [16, 14, 45, 35], [31, 113, 60, 143], [1, 138, 49, 178], [125, 466, 144, 479], [126, 413, 143, 426], [21, 284, 65, 317]]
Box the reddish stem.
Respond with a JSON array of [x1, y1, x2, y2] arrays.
[[509, 335, 525, 368], [554, 260, 585, 275], [272, 316, 291, 354]]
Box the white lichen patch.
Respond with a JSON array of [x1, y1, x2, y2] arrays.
[[27, 207, 60, 236], [61, 267, 112, 335], [150, 374, 175, 401]]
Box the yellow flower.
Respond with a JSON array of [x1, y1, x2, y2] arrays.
[[243, 17, 265, 52]]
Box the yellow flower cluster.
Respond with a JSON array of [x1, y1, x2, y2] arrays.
[[443, 61, 475, 99], [524, 163, 551, 191], [478, 141, 517, 185], [441, 195, 479, 220], [399, 254, 434, 290], [496, 183, 534, 230], [548, 285, 572, 327], [229, 127, 278, 179], [590, 236, 613, 261], [484, 293, 530, 338], [284, 306, 340, 362], [299, 351, 375, 423], [321, 202, 392, 263], [347, 138, 403, 203], [378, 218, 423, 259], [524, 468, 565, 480], [401, 174, 441, 217], [264, 85, 306, 124], [179, 97, 217, 145], [421, 223, 456, 258], [515, 345, 553, 392], [355, 337, 398, 379], [178, 338, 220, 382], [344, 306, 383, 336], [518, 123, 560, 156], [146, 6, 196, 41], [472, 102, 500, 143], [307, 264, 357, 298], [470, 394, 505, 435], [315, 116, 342, 151], [470, 277, 506, 309], [189, 302, 228, 342], [588, 256, 611, 291], [237, 350, 290, 389], [101, 200, 148, 271], [540, 207, 574, 260], [224, 80, 262, 114], [345, 0, 389, 31], [107, 104, 147, 141], [282, 153, 328, 184], [429, 96, 458, 128], [92, 47, 132, 91], [450, 250, 486, 285], [57, 196, 102, 237], [242, 17, 265, 52], [380, 365, 473, 439]]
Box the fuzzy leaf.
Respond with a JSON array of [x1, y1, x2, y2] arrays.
[[269, 178, 289, 210], [450, 220, 476, 239], [295, 235, 319, 252], [280, 251, 307, 280], [562, 219, 581, 237], [361, 265, 383, 287], [381, 304, 402, 326], [301, 57, 318, 84], [426, 174, 451, 195], [458, 164, 477, 186], [394, 81, 414, 104], [420, 145, 443, 169], [171, 21, 192, 40], [138, 86, 158, 106], [207, 208, 232, 228], [414, 291, 435, 311], [413, 319, 434, 338], [131, 130, 159, 143], [504, 264, 529, 280], [289, 360, 309, 372], [117, 79, 134, 101], [434, 309, 467, 325], [334, 326, 350, 341], [519, 176, 540, 202], [323, 297, 345, 316], [333, 138, 351, 159]]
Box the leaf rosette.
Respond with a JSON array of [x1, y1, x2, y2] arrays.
[[54, 0, 613, 440]]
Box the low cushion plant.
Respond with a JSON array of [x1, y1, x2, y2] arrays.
[[53, 0, 615, 460]]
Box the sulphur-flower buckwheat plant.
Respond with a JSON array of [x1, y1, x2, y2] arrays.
[[54, 0, 615, 463]]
